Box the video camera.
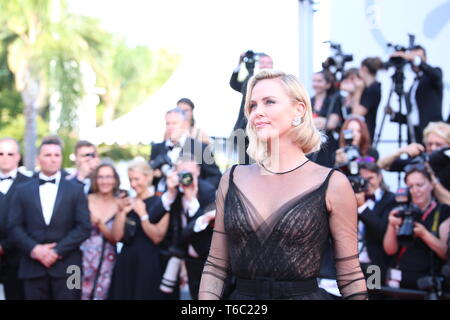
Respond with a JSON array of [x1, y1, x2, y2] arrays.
[[393, 187, 423, 248], [322, 42, 353, 81], [383, 34, 416, 70], [337, 130, 368, 193], [150, 154, 194, 187]]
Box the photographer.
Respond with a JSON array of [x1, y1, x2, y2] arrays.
[[150, 108, 222, 195], [67, 140, 100, 194], [378, 122, 450, 199], [387, 45, 443, 144], [158, 154, 216, 300], [309, 70, 342, 167], [229, 51, 273, 164], [335, 116, 379, 167], [355, 162, 396, 287], [340, 58, 383, 141], [383, 166, 450, 290]]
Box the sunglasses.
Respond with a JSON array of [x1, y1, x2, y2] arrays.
[[404, 162, 427, 174], [81, 152, 96, 158], [356, 156, 375, 163]]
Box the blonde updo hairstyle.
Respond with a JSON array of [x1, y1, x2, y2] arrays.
[[244, 69, 323, 163], [128, 158, 154, 186]]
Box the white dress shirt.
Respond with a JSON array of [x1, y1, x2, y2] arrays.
[[358, 188, 384, 264], [0, 168, 17, 195], [166, 134, 188, 165], [409, 71, 423, 127], [39, 171, 61, 226]]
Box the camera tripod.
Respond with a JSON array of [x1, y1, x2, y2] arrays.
[[373, 64, 417, 186]]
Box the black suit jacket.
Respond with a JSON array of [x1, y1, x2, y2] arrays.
[[358, 191, 397, 281], [230, 71, 250, 132], [150, 137, 222, 191], [155, 179, 216, 260], [0, 172, 32, 256], [0, 172, 33, 276], [8, 176, 91, 279], [393, 62, 443, 143]]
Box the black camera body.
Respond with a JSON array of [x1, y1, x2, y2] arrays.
[[337, 130, 368, 193], [394, 187, 423, 247], [322, 42, 353, 81], [243, 50, 260, 75], [150, 154, 174, 176]]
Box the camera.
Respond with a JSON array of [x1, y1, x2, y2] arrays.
[[393, 187, 423, 247], [150, 154, 174, 176], [336, 130, 368, 193], [322, 42, 353, 81], [116, 189, 129, 199], [242, 50, 259, 75], [178, 170, 193, 187], [383, 34, 416, 70]]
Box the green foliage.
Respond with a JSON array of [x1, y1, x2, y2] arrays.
[[0, 113, 49, 147], [97, 143, 151, 162], [94, 38, 180, 124]]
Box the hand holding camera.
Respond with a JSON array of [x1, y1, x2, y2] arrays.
[[388, 210, 403, 230], [399, 143, 425, 158], [118, 191, 133, 215]]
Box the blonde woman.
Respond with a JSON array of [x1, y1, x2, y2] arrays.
[[199, 70, 368, 300], [109, 160, 169, 299]]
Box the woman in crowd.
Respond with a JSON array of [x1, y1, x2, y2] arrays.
[[310, 70, 342, 167], [383, 166, 450, 289], [108, 160, 170, 299], [176, 98, 210, 144], [340, 59, 383, 141], [81, 163, 120, 300], [335, 115, 379, 167], [199, 69, 367, 300]]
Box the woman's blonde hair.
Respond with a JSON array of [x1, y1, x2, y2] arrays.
[[423, 121, 450, 145], [244, 69, 322, 163], [128, 158, 153, 185]]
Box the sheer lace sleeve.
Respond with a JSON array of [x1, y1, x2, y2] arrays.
[[198, 169, 231, 300], [326, 171, 368, 300]]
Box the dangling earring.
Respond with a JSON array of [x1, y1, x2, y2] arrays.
[[292, 117, 302, 127]]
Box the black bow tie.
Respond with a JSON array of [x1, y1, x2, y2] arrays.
[[168, 142, 181, 151], [0, 176, 13, 182], [366, 194, 376, 202], [39, 178, 56, 185]]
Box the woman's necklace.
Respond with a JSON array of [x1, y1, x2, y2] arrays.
[[261, 159, 310, 175]]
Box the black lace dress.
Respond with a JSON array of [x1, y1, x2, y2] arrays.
[[199, 162, 368, 300]]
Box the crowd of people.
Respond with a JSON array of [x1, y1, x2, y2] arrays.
[[0, 44, 449, 300]]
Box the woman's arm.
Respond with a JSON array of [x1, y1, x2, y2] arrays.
[[326, 170, 368, 300], [140, 213, 170, 244], [111, 198, 132, 243], [414, 217, 450, 260], [198, 170, 232, 300], [383, 210, 402, 256]]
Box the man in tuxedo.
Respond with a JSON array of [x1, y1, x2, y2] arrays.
[[0, 137, 32, 299], [355, 162, 397, 290], [155, 154, 216, 300], [389, 45, 443, 144], [8, 136, 91, 300], [66, 140, 100, 194], [149, 108, 222, 195], [230, 52, 273, 164]]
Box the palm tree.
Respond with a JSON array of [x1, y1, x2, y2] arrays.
[[0, 0, 106, 169]]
